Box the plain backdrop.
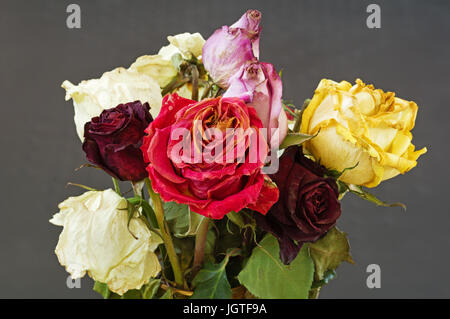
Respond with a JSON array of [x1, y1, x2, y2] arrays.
[[0, 0, 448, 298]]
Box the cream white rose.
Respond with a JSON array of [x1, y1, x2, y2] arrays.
[[62, 67, 162, 141], [158, 32, 205, 60], [129, 32, 206, 96], [50, 189, 162, 295]]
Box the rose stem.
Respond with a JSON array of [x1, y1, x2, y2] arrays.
[[145, 178, 184, 288], [192, 217, 210, 277], [292, 109, 303, 132], [112, 177, 121, 195], [191, 64, 199, 101]]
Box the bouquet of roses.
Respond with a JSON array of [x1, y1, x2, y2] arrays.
[[51, 10, 426, 299]]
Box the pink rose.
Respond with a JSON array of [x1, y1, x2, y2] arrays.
[[224, 61, 288, 149], [202, 10, 261, 88], [141, 94, 279, 219]]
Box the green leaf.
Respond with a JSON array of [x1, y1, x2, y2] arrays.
[[308, 227, 354, 283], [164, 201, 205, 237], [279, 132, 315, 150], [326, 162, 359, 180], [226, 211, 245, 229], [127, 196, 158, 228], [347, 184, 406, 210], [191, 256, 232, 299], [160, 289, 173, 299], [336, 180, 350, 199], [142, 279, 161, 299], [174, 237, 195, 272], [120, 289, 142, 299], [93, 281, 111, 299], [126, 202, 138, 240], [66, 182, 98, 192], [204, 228, 217, 263], [238, 234, 314, 299]]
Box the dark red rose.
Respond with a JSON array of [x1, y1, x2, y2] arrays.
[[254, 146, 341, 264], [82, 101, 153, 182]]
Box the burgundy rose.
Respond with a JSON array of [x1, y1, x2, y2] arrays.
[[82, 101, 153, 182], [254, 146, 341, 264]]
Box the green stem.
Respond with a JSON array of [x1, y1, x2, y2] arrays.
[[192, 217, 210, 277], [161, 76, 189, 96], [200, 82, 212, 100], [293, 109, 303, 132], [145, 178, 184, 288], [112, 178, 121, 195]]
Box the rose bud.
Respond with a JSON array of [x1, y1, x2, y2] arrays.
[[141, 93, 279, 219], [224, 61, 288, 149], [300, 79, 427, 187], [82, 101, 153, 182], [254, 146, 341, 265], [202, 10, 261, 88]]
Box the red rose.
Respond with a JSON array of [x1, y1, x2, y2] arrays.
[[255, 146, 341, 264], [82, 101, 152, 182], [141, 94, 278, 219]]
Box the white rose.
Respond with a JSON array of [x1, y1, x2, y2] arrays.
[[158, 32, 205, 60], [129, 55, 178, 88], [62, 67, 162, 141], [50, 189, 162, 295], [129, 32, 206, 93]]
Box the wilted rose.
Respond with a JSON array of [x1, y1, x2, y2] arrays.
[[202, 10, 261, 88], [255, 146, 341, 265], [141, 93, 279, 219], [82, 101, 152, 182], [130, 32, 206, 89], [62, 67, 162, 141], [224, 61, 288, 149], [50, 189, 162, 295], [300, 79, 427, 187]]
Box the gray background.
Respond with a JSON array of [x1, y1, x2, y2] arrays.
[[0, 0, 447, 298]]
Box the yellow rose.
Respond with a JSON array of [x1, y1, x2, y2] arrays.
[[50, 189, 162, 295], [300, 79, 427, 187]]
